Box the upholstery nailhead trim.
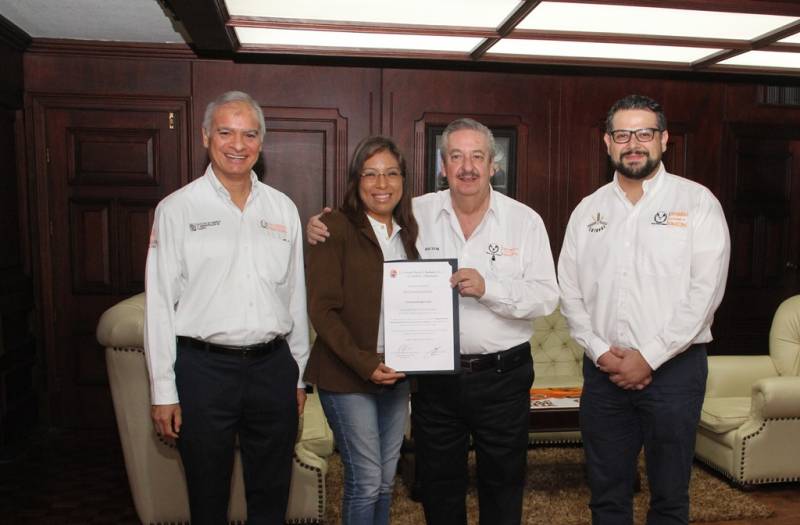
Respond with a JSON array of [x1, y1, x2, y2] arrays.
[[697, 416, 800, 486], [737, 416, 800, 485], [111, 346, 145, 353], [111, 345, 327, 523]]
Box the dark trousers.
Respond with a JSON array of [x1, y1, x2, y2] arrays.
[[411, 348, 533, 525], [580, 345, 707, 525], [175, 338, 299, 525]]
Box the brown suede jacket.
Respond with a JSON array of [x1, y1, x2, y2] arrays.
[[304, 210, 393, 393]]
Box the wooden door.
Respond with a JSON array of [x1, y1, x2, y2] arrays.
[[713, 124, 800, 355], [34, 97, 187, 427]]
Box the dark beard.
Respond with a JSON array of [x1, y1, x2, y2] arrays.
[[612, 151, 660, 180]]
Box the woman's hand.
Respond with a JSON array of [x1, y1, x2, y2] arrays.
[[369, 362, 406, 385]]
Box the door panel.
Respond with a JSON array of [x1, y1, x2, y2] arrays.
[[39, 98, 186, 427], [713, 126, 800, 355]]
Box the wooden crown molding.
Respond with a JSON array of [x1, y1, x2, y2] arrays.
[[26, 38, 197, 60]]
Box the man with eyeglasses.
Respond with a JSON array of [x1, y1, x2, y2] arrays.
[[558, 94, 730, 525]]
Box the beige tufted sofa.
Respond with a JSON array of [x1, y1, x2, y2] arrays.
[[695, 294, 800, 486], [97, 293, 335, 524], [529, 307, 585, 444]]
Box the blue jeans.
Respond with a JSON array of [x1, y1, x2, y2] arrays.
[[319, 382, 410, 525]]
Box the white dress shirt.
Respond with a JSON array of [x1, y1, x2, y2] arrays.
[[413, 189, 559, 355], [558, 164, 730, 370], [365, 214, 407, 354], [144, 165, 310, 404]]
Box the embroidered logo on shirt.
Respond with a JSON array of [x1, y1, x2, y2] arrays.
[[260, 220, 287, 233], [587, 213, 607, 233], [652, 211, 688, 227], [189, 220, 221, 232], [486, 243, 519, 261]]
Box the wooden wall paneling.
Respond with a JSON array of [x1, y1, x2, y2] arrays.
[[261, 107, 347, 225], [69, 200, 112, 294], [191, 62, 380, 221], [382, 68, 558, 246], [0, 32, 37, 449], [118, 202, 157, 294], [23, 53, 191, 98], [714, 125, 800, 355], [29, 95, 188, 427]]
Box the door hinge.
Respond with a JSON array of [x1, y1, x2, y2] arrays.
[[168, 112, 175, 130]]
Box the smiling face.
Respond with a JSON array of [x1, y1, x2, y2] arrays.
[[202, 100, 262, 183], [605, 108, 668, 181], [358, 149, 403, 224], [442, 128, 495, 201]]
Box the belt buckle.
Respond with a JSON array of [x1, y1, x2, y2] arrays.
[[241, 346, 254, 358], [462, 357, 480, 373]]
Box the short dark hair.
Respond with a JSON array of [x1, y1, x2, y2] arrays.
[[605, 94, 667, 133], [341, 136, 419, 260]]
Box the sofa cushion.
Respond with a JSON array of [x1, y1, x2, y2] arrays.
[[699, 397, 751, 434]]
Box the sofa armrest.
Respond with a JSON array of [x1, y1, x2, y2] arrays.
[[751, 376, 800, 419], [705, 355, 777, 397], [97, 293, 145, 348]]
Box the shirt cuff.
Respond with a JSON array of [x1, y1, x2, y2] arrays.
[[478, 277, 502, 306], [638, 339, 669, 371], [151, 380, 179, 406], [586, 335, 612, 366]]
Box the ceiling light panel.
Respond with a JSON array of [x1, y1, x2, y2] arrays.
[[719, 51, 800, 70], [488, 39, 720, 63], [226, 0, 521, 28], [517, 2, 798, 41], [778, 34, 800, 44], [235, 27, 482, 53]]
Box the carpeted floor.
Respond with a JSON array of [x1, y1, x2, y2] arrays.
[[325, 447, 774, 525]]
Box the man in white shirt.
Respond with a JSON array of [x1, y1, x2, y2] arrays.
[[558, 94, 730, 525], [309, 118, 559, 524], [144, 91, 309, 525]]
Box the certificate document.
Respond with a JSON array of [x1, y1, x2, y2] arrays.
[[382, 259, 459, 373]]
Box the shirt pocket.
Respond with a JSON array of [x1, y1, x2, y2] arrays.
[[255, 233, 293, 285], [636, 227, 689, 277]]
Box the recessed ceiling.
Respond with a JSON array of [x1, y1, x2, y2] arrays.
[[223, 0, 800, 73], [0, 0, 186, 43], [3, 0, 800, 75]]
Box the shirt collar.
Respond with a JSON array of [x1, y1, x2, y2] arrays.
[[204, 165, 260, 202], [612, 162, 666, 201], [366, 213, 402, 242], [440, 187, 499, 220]]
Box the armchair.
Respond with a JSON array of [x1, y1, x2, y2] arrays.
[[695, 294, 800, 485], [97, 293, 334, 524]]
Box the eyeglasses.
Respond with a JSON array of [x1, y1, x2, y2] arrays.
[[360, 169, 403, 180], [608, 128, 662, 144]]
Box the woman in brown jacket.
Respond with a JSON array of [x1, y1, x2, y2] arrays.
[[304, 136, 419, 525]]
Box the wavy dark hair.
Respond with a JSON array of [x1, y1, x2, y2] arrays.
[[605, 94, 667, 133], [341, 136, 419, 260]]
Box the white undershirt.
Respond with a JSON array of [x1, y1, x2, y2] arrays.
[[366, 213, 407, 354]]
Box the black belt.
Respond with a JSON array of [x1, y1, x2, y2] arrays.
[[177, 336, 284, 359], [460, 342, 530, 374]]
